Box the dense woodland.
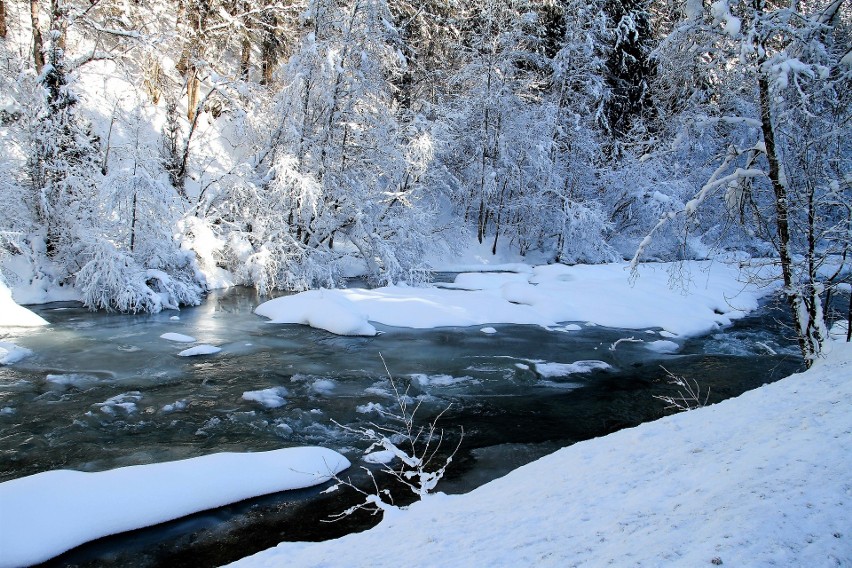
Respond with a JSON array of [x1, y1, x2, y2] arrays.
[[0, 0, 849, 363]]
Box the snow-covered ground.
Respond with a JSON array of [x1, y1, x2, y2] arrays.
[[0, 448, 350, 568], [229, 342, 851, 568]]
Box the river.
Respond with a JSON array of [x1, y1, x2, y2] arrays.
[[0, 286, 802, 567]]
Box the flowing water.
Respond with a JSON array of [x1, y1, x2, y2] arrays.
[[0, 286, 803, 567]]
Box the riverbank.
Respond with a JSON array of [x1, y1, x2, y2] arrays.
[[229, 342, 852, 567]]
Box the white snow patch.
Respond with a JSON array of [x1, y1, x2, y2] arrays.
[[0, 281, 49, 327], [363, 450, 396, 465], [242, 387, 289, 409], [480, 327, 497, 335], [535, 360, 611, 378], [177, 344, 221, 357], [255, 290, 376, 336], [160, 333, 196, 343], [228, 343, 852, 568], [0, 448, 350, 568], [646, 340, 680, 353]]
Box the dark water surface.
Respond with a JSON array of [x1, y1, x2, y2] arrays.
[[0, 286, 802, 567]]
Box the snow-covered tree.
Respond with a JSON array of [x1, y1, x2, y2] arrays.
[[633, 0, 852, 365], [205, 0, 441, 292]]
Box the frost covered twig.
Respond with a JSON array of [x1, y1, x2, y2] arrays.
[[653, 367, 710, 412], [326, 355, 463, 518], [609, 336, 643, 351]]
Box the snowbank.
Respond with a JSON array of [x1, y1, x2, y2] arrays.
[[256, 260, 775, 337], [0, 448, 350, 568], [229, 343, 851, 568], [255, 289, 377, 336], [0, 281, 49, 327]]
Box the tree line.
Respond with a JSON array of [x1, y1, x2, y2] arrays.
[[0, 0, 849, 364]]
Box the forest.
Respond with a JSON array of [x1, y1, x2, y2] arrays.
[[0, 0, 849, 364]]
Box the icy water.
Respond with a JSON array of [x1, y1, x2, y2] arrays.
[[0, 286, 802, 567]]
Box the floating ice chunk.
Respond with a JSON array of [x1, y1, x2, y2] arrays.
[[178, 344, 221, 357], [162, 400, 188, 413], [0, 342, 33, 365], [480, 327, 497, 335], [160, 333, 196, 343], [242, 387, 288, 409], [646, 340, 680, 353], [659, 330, 678, 338], [515, 363, 530, 371], [535, 360, 611, 378], [94, 392, 142, 415], [0, 447, 351, 567], [255, 290, 376, 336], [170, 316, 180, 321]]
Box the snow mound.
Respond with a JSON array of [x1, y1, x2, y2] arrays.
[[228, 343, 852, 568], [255, 290, 377, 336], [0, 281, 49, 327], [160, 332, 196, 343], [0, 447, 350, 568], [178, 344, 221, 356]]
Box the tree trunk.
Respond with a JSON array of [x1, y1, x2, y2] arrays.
[[757, 58, 821, 365], [0, 0, 7, 38], [31, 0, 44, 72]]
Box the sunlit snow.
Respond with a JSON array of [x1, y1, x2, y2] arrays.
[[255, 261, 776, 337], [0, 448, 350, 568]]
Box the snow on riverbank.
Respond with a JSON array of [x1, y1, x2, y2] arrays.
[[229, 343, 851, 568], [0, 281, 48, 328], [255, 260, 777, 337], [0, 448, 350, 568]]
